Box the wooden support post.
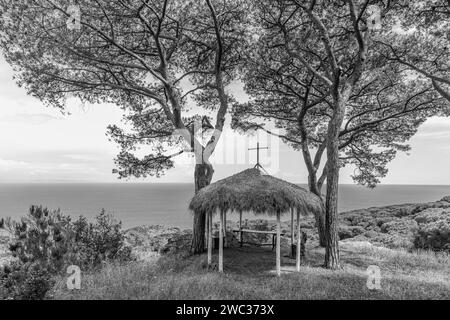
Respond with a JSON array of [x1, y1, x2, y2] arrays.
[[296, 208, 301, 272], [223, 210, 227, 248], [239, 211, 243, 247], [276, 211, 281, 277], [290, 208, 294, 258], [219, 209, 224, 273], [205, 211, 210, 247], [208, 211, 213, 267]]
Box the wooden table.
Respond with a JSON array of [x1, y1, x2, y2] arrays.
[[232, 229, 286, 251]]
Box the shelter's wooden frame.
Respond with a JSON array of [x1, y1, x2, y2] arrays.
[[207, 208, 302, 276], [192, 169, 320, 276]]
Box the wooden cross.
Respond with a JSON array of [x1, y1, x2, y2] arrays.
[[249, 142, 269, 172]]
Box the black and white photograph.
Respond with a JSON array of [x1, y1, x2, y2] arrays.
[[0, 0, 449, 308]]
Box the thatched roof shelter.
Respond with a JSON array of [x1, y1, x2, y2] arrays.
[[188, 168, 324, 276], [189, 168, 323, 217]]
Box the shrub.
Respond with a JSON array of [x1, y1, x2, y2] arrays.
[[414, 208, 450, 252], [67, 211, 132, 269], [1, 206, 132, 300], [413, 202, 450, 215], [91, 210, 130, 263], [375, 216, 398, 227], [366, 233, 416, 250], [414, 211, 450, 252], [380, 219, 418, 236], [9, 206, 73, 273], [414, 208, 446, 224], [0, 261, 54, 300], [338, 226, 365, 240]]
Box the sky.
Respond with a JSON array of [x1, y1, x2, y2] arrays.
[[0, 58, 450, 185]]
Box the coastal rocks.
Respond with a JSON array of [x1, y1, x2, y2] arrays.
[[441, 196, 450, 203], [336, 199, 450, 252], [124, 226, 192, 261]]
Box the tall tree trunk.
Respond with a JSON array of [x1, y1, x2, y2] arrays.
[[324, 100, 346, 270], [191, 163, 214, 254], [324, 145, 340, 269]]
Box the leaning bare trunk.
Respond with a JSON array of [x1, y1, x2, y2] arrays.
[[315, 206, 327, 248], [324, 101, 345, 270], [309, 180, 327, 247], [191, 163, 215, 254], [300, 107, 327, 247]]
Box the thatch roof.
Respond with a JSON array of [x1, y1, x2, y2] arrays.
[[189, 168, 324, 217]]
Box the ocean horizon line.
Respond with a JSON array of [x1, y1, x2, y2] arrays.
[[1, 181, 450, 187]]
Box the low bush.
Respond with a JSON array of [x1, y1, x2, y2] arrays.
[[414, 208, 450, 252], [0, 206, 132, 300], [380, 219, 418, 236], [414, 214, 450, 253], [414, 208, 447, 224], [67, 211, 132, 269], [0, 261, 54, 300], [338, 226, 365, 240], [8, 206, 72, 273], [393, 205, 421, 218], [372, 233, 416, 250]]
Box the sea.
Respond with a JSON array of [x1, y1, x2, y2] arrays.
[[1, 183, 449, 229]]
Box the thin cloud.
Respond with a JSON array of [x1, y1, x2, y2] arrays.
[[0, 158, 29, 171], [64, 153, 103, 162], [0, 113, 61, 125], [416, 117, 450, 140]]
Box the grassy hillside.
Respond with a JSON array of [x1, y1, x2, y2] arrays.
[[52, 241, 450, 300], [3, 199, 449, 300]]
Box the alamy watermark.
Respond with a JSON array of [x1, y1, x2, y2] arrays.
[[367, 5, 382, 31], [67, 265, 81, 290], [171, 120, 281, 174], [366, 265, 382, 290], [66, 5, 81, 31]]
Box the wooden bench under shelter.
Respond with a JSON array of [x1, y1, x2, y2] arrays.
[[232, 228, 286, 251]]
